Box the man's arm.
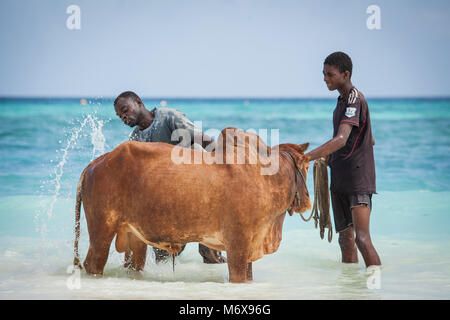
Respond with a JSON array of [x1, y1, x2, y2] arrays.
[[170, 110, 216, 151], [305, 123, 353, 162], [191, 130, 216, 151], [200, 132, 216, 151]]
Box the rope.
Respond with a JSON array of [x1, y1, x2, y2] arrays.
[[300, 158, 333, 243], [172, 254, 175, 273]]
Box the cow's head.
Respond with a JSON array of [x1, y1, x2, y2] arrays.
[[279, 143, 312, 215]]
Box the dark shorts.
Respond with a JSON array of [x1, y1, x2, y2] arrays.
[[330, 192, 372, 233]]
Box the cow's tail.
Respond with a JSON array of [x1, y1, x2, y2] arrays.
[[73, 168, 86, 269]]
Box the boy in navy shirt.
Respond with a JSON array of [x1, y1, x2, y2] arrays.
[[306, 52, 381, 269]]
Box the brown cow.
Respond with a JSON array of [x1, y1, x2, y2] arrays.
[[73, 127, 311, 283]]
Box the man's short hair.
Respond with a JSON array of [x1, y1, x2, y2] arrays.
[[324, 52, 353, 78], [114, 91, 142, 106]]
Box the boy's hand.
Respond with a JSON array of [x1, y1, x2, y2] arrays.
[[315, 156, 328, 167], [306, 123, 352, 162]]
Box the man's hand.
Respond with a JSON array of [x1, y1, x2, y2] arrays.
[[200, 132, 216, 151]]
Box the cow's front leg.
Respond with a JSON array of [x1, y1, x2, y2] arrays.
[[226, 249, 248, 283]]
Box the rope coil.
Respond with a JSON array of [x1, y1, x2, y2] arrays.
[[300, 158, 333, 243]]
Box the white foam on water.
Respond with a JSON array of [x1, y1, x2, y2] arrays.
[[0, 227, 449, 300]]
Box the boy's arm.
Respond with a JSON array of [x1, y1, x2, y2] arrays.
[[305, 123, 353, 162]]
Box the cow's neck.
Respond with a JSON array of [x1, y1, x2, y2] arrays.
[[267, 151, 299, 213]]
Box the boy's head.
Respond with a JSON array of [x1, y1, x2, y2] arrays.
[[323, 52, 353, 91]]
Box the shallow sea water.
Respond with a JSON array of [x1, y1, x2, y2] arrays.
[[0, 98, 449, 299]]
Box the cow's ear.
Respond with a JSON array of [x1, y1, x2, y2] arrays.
[[295, 154, 310, 168], [303, 154, 310, 163], [297, 143, 309, 154]]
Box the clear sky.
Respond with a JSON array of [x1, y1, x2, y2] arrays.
[[1, 0, 449, 98]]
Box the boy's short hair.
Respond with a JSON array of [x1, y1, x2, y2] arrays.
[[324, 52, 353, 78], [114, 91, 142, 106]]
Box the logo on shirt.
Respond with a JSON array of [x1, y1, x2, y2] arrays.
[[348, 88, 359, 104], [345, 107, 357, 118]]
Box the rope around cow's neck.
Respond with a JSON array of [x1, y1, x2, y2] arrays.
[[300, 158, 333, 243], [281, 150, 308, 204]]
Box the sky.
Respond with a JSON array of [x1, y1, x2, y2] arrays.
[[0, 0, 449, 98]]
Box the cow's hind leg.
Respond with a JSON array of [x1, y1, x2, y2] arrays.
[[83, 224, 116, 276]]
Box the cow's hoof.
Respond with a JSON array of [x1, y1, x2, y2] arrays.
[[86, 273, 103, 278], [126, 269, 144, 280]]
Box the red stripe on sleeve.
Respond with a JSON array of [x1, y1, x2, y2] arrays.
[[341, 120, 359, 126], [344, 111, 367, 160]]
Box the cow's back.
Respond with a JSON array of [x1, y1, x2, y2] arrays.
[[82, 141, 271, 244]]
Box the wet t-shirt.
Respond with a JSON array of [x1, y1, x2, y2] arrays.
[[328, 88, 376, 194], [129, 107, 201, 148]]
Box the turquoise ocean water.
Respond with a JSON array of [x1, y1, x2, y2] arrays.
[[0, 97, 449, 299]]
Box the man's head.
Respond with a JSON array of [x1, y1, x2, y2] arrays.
[[323, 52, 353, 91], [114, 91, 144, 127]]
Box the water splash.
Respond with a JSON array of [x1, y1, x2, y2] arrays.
[[90, 117, 106, 159], [36, 112, 108, 242]]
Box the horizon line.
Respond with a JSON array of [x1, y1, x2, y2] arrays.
[[1, 95, 450, 101]]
